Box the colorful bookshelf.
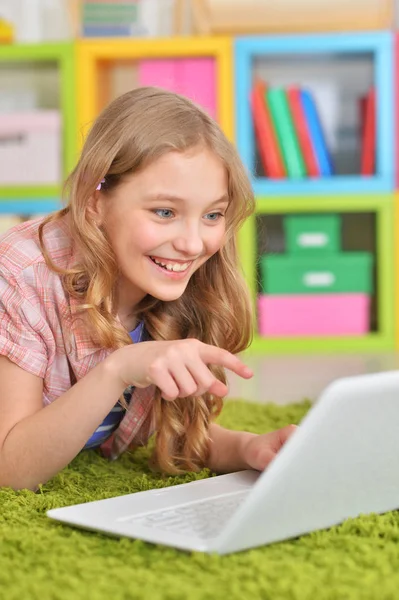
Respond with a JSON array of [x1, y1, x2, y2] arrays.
[[0, 42, 77, 214], [239, 195, 395, 353], [76, 37, 234, 145], [235, 32, 394, 196], [1, 33, 397, 356]]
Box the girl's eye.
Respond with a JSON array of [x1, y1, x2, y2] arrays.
[[205, 212, 224, 221], [154, 209, 174, 219]]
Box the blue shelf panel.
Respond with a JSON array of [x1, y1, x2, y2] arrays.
[[235, 31, 393, 54], [0, 200, 62, 214], [235, 31, 395, 195], [252, 174, 394, 196]]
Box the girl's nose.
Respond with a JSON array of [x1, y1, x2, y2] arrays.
[[172, 225, 204, 257]]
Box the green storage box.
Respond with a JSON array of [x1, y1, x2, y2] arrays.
[[284, 214, 341, 255], [260, 252, 373, 294]]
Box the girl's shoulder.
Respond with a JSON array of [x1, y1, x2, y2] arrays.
[[0, 215, 73, 278]]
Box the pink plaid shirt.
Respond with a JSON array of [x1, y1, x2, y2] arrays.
[[0, 216, 155, 460]]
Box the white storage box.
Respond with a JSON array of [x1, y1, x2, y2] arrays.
[[0, 110, 61, 185]]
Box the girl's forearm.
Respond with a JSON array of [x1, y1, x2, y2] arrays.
[[0, 355, 126, 491], [206, 423, 257, 473]]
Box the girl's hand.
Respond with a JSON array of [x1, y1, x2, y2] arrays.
[[112, 339, 253, 400], [241, 425, 298, 471]]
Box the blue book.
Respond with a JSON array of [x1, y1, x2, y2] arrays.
[[83, 25, 132, 37], [300, 89, 334, 176]]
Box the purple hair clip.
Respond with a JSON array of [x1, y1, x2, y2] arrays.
[[96, 178, 105, 191]]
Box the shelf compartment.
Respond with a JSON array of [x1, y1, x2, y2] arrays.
[[0, 43, 77, 201], [238, 194, 395, 353], [76, 37, 234, 145], [235, 32, 394, 195]]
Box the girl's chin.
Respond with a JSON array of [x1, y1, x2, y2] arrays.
[[147, 281, 188, 301]]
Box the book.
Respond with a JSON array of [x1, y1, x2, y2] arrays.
[[287, 86, 320, 178], [360, 86, 376, 176], [250, 80, 285, 178], [300, 89, 334, 176], [266, 87, 306, 179]]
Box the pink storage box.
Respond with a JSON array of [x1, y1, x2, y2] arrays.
[[258, 294, 370, 337], [0, 111, 61, 185], [138, 58, 217, 119]]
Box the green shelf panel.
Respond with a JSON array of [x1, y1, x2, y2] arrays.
[[0, 42, 74, 61], [254, 194, 394, 214], [0, 186, 60, 199], [245, 332, 395, 354]]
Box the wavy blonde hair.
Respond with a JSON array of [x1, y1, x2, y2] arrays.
[[39, 87, 255, 474]]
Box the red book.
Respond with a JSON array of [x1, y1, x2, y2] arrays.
[[250, 80, 285, 179], [360, 87, 376, 176], [286, 86, 319, 178]]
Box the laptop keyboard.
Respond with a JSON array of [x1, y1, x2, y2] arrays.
[[126, 490, 249, 540]]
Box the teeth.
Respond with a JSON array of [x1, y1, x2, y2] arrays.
[[152, 258, 190, 272]]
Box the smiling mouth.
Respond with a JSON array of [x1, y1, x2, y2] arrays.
[[149, 256, 192, 273]]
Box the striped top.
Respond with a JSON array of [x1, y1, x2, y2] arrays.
[[83, 322, 145, 450]]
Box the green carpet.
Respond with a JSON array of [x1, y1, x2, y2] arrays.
[[2, 400, 399, 600]]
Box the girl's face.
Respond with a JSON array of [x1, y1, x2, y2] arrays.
[[93, 146, 229, 311]]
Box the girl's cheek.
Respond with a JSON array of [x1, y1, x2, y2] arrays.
[[209, 230, 225, 252], [136, 226, 162, 247]]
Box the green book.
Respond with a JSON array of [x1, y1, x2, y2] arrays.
[[266, 87, 306, 179], [83, 4, 138, 24]]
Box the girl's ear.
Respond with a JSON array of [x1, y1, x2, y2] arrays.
[[86, 191, 105, 226]]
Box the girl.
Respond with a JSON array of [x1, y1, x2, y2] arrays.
[[0, 87, 295, 491]]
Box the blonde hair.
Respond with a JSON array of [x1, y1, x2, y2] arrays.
[[39, 87, 255, 474]]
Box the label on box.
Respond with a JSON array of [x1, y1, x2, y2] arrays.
[[297, 233, 328, 248], [303, 271, 336, 287]]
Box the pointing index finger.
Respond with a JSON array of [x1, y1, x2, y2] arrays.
[[200, 344, 253, 379]]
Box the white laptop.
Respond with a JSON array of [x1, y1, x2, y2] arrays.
[[47, 370, 399, 555]]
